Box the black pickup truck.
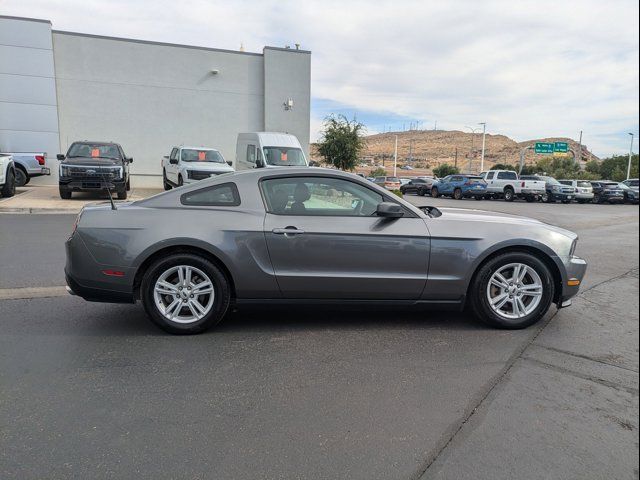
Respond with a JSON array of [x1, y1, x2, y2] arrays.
[[57, 141, 133, 199]]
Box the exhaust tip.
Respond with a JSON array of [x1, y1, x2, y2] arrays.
[[65, 286, 77, 296]]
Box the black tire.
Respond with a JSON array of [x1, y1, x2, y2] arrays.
[[562, 199, 571, 204], [468, 252, 555, 329], [431, 187, 439, 198], [126, 178, 131, 191], [141, 253, 231, 334], [593, 194, 601, 204], [1, 168, 16, 197], [503, 188, 515, 202], [453, 188, 463, 200], [577, 199, 586, 204], [59, 187, 72, 199], [418, 188, 426, 196], [525, 195, 536, 203], [163, 170, 172, 191], [14, 167, 28, 187], [117, 188, 128, 200], [474, 195, 483, 201], [541, 193, 550, 203]]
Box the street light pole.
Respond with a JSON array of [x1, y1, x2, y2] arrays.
[[628, 133, 634, 180], [479, 122, 487, 172], [465, 126, 481, 174], [393, 135, 398, 177]]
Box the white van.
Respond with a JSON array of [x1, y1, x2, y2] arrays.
[[235, 132, 308, 170]]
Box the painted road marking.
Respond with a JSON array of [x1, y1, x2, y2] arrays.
[[0, 286, 68, 301]]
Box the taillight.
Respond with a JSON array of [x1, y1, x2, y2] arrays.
[[36, 155, 45, 166], [521, 182, 525, 187]]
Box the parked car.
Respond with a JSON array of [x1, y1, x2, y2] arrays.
[[520, 175, 576, 203], [57, 141, 133, 200], [400, 165, 414, 170], [430, 175, 487, 200], [618, 181, 639, 204], [0, 154, 16, 198], [399, 177, 412, 186], [480, 170, 546, 202], [400, 177, 436, 196], [590, 181, 625, 204], [235, 132, 307, 170], [558, 180, 594, 204], [65, 168, 587, 334], [162, 146, 234, 190], [0, 151, 50, 186], [373, 176, 401, 190]]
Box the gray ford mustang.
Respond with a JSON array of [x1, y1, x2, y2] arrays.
[[65, 168, 587, 334]]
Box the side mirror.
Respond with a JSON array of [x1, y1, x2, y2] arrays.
[[226, 161, 233, 167], [376, 202, 404, 218], [169, 158, 178, 165], [57, 154, 65, 160], [127, 157, 133, 163], [256, 158, 264, 168]]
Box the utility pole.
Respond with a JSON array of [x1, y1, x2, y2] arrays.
[[628, 133, 635, 180], [577, 130, 583, 165], [479, 122, 487, 172], [454, 148, 458, 168], [394, 135, 398, 177]]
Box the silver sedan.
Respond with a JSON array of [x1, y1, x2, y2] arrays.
[[65, 168, 587, 334]]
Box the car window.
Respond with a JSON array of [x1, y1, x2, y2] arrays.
[[577, 181, 591, 188], [181, 149, 225, 163], [486, 172, 495, 180], [181, 183, 240, 206], [497, 171, 517, 180], [261, 177, 385, 217], [559, 180, 572, 186], [451, 176, 463, 182], [170, 148, 178, 161], [246, 145, 256, 164], [68, 143, 121, 160]]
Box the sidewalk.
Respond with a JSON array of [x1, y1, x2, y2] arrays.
[[0, 185, 163, 214], [421, 269, 639, 480]]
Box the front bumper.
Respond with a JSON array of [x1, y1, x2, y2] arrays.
[[557, 255, 588, 307], [60, 178, 126, 192], [550, 192, 575, 201]]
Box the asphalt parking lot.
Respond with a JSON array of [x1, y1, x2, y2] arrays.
[[0, 198, 638, 480]]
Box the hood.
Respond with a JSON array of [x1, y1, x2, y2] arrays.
[[183, 162, 234, 173], [436, 207, 577, 239], [62, 156, 122, 167]]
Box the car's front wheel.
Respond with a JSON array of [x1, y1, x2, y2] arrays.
[[469, 252, 555, 329], [453, 188, 463, 200], [431, 187, 439, 198], [141, 253, 231, 334], [1, 168, 16, 197]]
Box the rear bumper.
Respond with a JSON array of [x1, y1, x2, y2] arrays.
[[65, 232, 135, 304], [25, 166, 50, 177]]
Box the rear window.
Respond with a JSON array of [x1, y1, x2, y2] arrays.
[[181, 182, 240, 206], [387, 177, 399, 182], [603, 183, 619, 189], [577, 181, 591, 188], [559, 180, 572, 186], [497, 171, 517, 180]]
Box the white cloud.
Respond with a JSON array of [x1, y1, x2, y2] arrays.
[[2, 0, 638, 155]]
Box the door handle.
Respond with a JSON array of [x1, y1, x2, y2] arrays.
[[272, 227, 305, 235]]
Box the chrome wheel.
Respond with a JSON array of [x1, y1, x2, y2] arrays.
[[486, 263, 543, 320], [153, 265, 215, 324]]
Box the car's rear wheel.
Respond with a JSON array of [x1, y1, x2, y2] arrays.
[[504, 188, 515, 202], [1, 169, 16, 197], [141, 253, 231, 334], [14, 167, 28, 187], [178, 175, 184, 187], [593, 194, 601, 204], [525, 195, 536, 203], [453, 188, 463, 200], [469, 252, 555, 329], [431, 187, 439, 198]]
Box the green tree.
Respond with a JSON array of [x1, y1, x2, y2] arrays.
[[370, 167, 387, 177], [317, 115, 366, 171], [433, 164, 460, 178], [490, 163, 517, 171]]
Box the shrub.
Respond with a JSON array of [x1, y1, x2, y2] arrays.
[[370, 167, 387, 177], [433, 164, 460, 178]]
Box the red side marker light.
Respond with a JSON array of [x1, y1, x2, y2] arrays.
[[102, 269, 125, 277]]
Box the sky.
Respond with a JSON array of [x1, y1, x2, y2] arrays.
[[2, 0, 638, 156]]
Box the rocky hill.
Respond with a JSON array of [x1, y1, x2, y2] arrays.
[[311, 130, 598, 173]]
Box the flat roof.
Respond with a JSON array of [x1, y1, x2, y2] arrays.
[[0, 14, 52, 24]]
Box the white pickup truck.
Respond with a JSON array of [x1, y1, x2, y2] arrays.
[[0, 154, 17, 197], [0, 152, 50, 186], [161, 146, 234, 189], [480, 170, 546, 202]]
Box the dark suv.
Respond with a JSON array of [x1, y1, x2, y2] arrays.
[[590, 181, 625, 204], [399, 177, 437, 196], [57, 141, 132, 200], [520, 175, 576, 203]]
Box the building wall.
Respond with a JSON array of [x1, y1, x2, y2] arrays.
[[0, 16, 60, 160], [53, 32, 269, 187], [263, 47, 311, 157]]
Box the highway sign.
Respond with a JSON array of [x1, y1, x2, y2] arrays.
[[554, 142, 569, 152], [535, 142, 554, 154]]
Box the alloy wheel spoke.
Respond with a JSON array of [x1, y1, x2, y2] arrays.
[[191, 298, 207, 315], [192, 281, 213, 294], [517, 266, 529, 283], [492, 273, 510, 289], [156, 280, 178, 295], [184, 267, 192, 286], [492, 293, 509, 310], [165, 299, 182, 319], [512, 297, 521, 317], [187, 302, 201, 319], [516, 297, 527, 317]]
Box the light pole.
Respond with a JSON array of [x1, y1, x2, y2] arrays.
[[393, 135, 398, 177], [479, 122, 487, 172], [628, 133, 635, 180], [465, 126, 481, 173]]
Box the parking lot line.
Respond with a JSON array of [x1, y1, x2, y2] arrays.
[[0, 286, 68, 300]]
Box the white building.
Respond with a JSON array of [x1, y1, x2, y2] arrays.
[[0, 15, 311, 187]]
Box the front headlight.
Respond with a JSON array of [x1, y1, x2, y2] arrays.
[[552, 185, 561, 192], [59, 164, 72, 177]]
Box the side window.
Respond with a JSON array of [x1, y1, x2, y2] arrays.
[[486, 172, 495, 180], [261, 177, 385, 217], [170, 148, 179, 161], [451, 176, 463, 182], [497, 171, 517, 180], [559, 181, 571, 186], [181, 182, 240, 206], [246, 145, 256, 163]]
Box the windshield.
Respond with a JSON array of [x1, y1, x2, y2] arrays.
[[541, 176, 560, 185], [263, 147, 306, 166], [68, 143, 121, 160], [181, 149, 225, 163]]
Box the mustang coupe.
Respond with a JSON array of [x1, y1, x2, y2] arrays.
[[65, 168, 587, 334]]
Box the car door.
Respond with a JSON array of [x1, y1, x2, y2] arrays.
[[440, 176, 454, 195], [167, 148, 179, 183], [261, 175, 430, 299]]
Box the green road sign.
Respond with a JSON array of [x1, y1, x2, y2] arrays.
[[535, 142, 554, 154], [554, 142, 569, 152]]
